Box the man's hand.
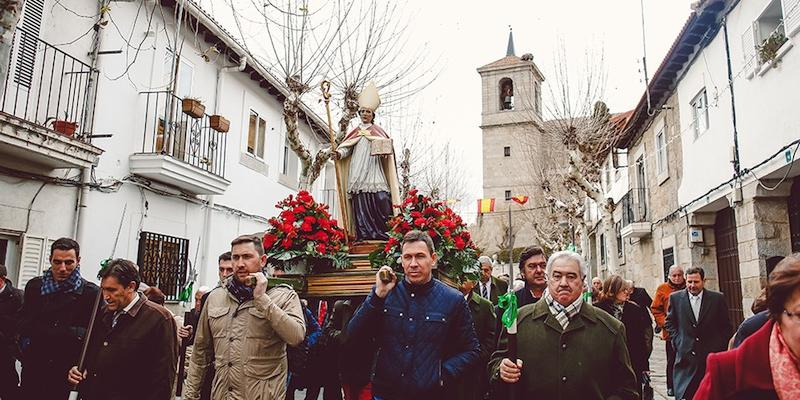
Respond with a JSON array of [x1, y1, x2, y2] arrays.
[[375, 266, 396, 298], [251, 273, 268, 298], [328, 149, 341, 160], [178, 324, 193, 339], [67, 366, 86, 386], [499, 358, 523, 383]]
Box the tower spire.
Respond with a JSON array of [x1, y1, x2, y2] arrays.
[[506, 26, 515, 56]]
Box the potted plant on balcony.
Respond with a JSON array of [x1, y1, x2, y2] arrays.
[[181, 96, 205, 119], [369, 188, 481, 286], [209, 115, 229, 132], [262, 190, 350, 274], [758, 31, 788, 65], [48, 112, 78, 137]]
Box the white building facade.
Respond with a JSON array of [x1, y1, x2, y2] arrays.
[[0, 0, 336, 299]]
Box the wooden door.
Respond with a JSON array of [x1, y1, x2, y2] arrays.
[[789, 178, 800, 253], [714, 207, 744, 328]]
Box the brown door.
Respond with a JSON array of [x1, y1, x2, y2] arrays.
[[789, 178, 800, 253], [714, 207, 744, 328]]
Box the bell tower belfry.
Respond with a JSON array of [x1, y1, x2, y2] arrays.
[[476, 28, 546, 253]]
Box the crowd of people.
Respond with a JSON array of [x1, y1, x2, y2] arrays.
[[0, 231, 798, 400]]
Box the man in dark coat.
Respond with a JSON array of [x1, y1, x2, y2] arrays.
[[473, 256, 507, 305], [17, 238, 101, 400], [347, 230, 480, 400], [494, 246, 547, 346], [0, 264, 23, 399], [324, 298, 375, 400], [448, 279, 496, 400], [68, 258, 178, 400], [490, 251, 639, 400], [665, 266, 732, 400]]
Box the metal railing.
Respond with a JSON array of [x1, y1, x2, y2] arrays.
[[621, 188, 649, 227], [140, 91, 227, 178], [0, 27, 98, 139], [136, 231, 189, 302]]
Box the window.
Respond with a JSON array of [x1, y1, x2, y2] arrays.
[[136, 231, 189, 302], [753, 0, 789, 66], [499, 78, 514, 110], [662, 247, 675, 282], [534, 81, 542, 115], [164, 49, 194, 99], [690, 89, 709, 138], [656, 122, 668, 175], [281, 137, 300, 186], [247, 110, 266, 159], [12, 0, 45, 89], [599, 233, 607, 265], [503, 146, 511, 157], [504, 190, 512, 201]]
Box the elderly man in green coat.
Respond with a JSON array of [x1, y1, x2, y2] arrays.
[[446, 279, 496, 400], [489, 251, 639, 400]]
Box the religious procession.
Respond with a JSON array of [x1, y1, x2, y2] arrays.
[[1, 1, 800, 400]]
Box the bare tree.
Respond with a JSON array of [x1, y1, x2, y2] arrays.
[[0, 0, 26, 85], [227, 0, 436, 189]]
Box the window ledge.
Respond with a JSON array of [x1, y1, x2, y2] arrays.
[[657, 171, 670, 186], [239, 153, 269, 176], [757, 41, 794, 76], [278, 173, 298, 190]]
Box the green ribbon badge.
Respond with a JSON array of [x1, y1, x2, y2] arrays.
[[497, 291, 518, 329]]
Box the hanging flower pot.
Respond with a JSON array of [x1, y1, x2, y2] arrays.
[[182, 98, 205, 119], [209, 115, 230, 132], [52, 120, 78, 136]]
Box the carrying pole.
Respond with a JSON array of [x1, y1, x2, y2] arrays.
[[321, 80, 350, 244]]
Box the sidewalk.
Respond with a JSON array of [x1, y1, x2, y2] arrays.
[[649, 338, 673, 400]]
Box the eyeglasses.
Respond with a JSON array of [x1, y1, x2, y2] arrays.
[[783, 310, 800, 324]]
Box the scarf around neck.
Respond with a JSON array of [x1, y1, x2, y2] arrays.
[[226, 275, 255, 304], [41, 267, 83, 295], [544, 288, 583, 330], [770, 322, 800, 399]]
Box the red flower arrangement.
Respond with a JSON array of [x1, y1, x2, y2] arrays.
[[369, 189, 480, 283], [263, 190, 350, 272]]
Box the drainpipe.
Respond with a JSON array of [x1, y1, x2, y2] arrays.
[[722, 17, 742, 177], [197, 56, 246, 286], [74, 2, 109, 243]]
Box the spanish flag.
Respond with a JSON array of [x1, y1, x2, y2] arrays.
[[477, 198, 495, 214], [511, 195, 529, 205]]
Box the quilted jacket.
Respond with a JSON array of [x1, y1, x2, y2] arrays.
[[347, 278, 480, 399]]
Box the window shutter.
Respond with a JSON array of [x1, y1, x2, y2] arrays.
[[741, 23, 756, 72], [784, 0, 800, 37], [12, 0, 45, 89], [18, 234, 46, 289]]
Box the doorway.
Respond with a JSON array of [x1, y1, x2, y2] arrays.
[[714, 207, 744, 327]]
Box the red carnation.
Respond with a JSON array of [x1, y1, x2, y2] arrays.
[[316, 243, 327, 254], [281, 238, 293, 249], [292, 205, 306, 214], [263, 234, 278, 249], [454, 236, 466, 250]]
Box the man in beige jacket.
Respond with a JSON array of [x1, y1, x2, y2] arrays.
[[183, 234, 305, 400]]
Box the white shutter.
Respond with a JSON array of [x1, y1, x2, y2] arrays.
[[741, 23, 756, 71], [18, 234, 46, 289], [784, 0, 800, 37]]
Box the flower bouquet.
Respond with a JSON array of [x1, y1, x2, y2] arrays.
[[262, 190, 350, 273], [368, 189, 481, 283]]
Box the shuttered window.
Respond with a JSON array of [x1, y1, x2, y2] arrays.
[[13, 0, 45, 89], [17, 234, 53, 289]]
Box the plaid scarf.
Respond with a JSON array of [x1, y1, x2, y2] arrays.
[[611, 302, 625, 321], [226, 276, 254, 304], [544, 288, 583, 330], [41, 267, 83, 296]]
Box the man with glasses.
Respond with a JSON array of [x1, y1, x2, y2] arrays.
[[490, 251, 638, 400], [17, 237, 102, 400]]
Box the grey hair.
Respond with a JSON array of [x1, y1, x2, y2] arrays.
[[546, 251, 588, 277], [478, 256, 492, 265], [668, 264, 683, 275]]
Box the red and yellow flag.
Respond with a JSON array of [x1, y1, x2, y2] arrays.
[[477, 198, 495, 214], [511, 195, 529, 205]]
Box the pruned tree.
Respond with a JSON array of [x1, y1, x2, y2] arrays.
[[0, 0, 26, 85], [228, 0, 435, 189]]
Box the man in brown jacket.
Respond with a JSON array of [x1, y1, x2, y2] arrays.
[[650, 264, 685, 397], [67, 258, 178, 400], [183, 234, 305, 400]]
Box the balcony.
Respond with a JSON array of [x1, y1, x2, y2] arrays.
[[0, 27, 102, 170], [130, 91, 230, 195], [620, 188, 651, 238]]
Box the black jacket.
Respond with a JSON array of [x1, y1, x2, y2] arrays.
[[0, 279, 23, 359], [17, 276, 101, 399], [80, 294, 178, 400], [595, 300, 653, 375]]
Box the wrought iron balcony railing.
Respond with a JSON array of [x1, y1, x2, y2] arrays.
[[140, 91, 228, 178], [621, 188, 649, 227], [0, 27, 98, 139]]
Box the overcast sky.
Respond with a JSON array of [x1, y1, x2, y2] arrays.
[[206, 0, 697, 218]]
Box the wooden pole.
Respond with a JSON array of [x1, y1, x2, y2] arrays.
[[320, 80, 350, 245]]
